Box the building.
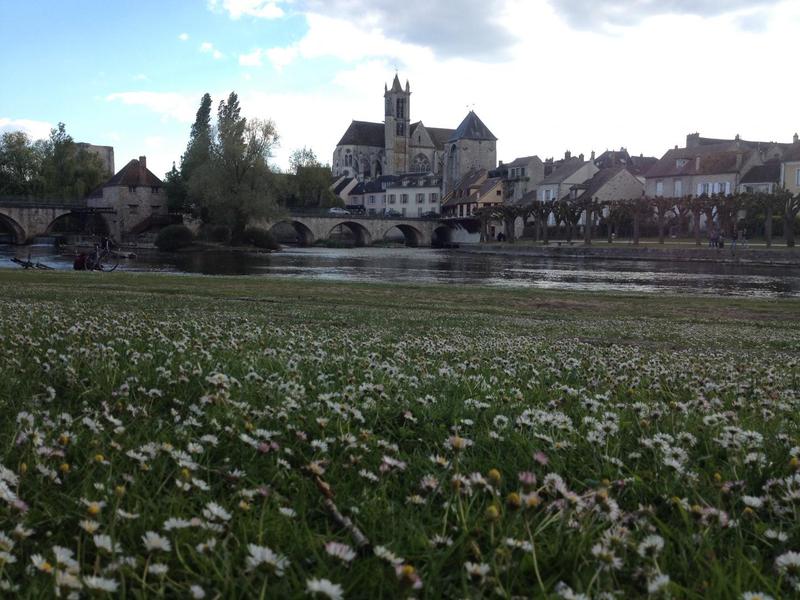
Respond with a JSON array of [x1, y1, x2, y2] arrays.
[[569, 167, 644, 204], [781, 138, 800, 196], [332, 75, 497, 194], [77, 143, 115, 177], [441, 169, 504, 218], [496, 155, 545, 202], [87, 156, 166, 240], [537, 153, 598, 203], [645, 133, 795, 198], [592, 147, 657, 181], [739, 159, 782, 194], [347, 174, 442, 217]]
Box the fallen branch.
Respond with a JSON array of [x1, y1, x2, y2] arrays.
[[311, 474, 371, 552]]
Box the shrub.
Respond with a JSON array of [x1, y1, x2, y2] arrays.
[[155, 224, 194, 252], [243, 227, 280, 250], [204, 225, 231, 243]]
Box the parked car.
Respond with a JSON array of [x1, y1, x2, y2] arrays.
[[382, 208, 401, 217], [345, 205, 366, 215], [328, 207, 350, 215], [420, 211, 440, 218]]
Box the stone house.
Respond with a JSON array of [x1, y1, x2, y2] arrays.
[[645, 133, 795, 199], [537, 154, 598, 203], [87, 156, 166, 240], [347, 174, 442, 217], [441, 169, 504, 218], [738, 159, 782, 194], [781, 139, 800, 196], [497, 155, 545, 202]]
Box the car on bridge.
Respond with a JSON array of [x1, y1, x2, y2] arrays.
[[328, 207, 350, 215], [381, 208, 401, 217], [420, 211, 440, 219]]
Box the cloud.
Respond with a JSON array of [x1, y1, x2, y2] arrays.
[[178, 32, 189, 41], [200, 42, 224, 60], [106, 92, 197, 124], [208, 0, 284, 19], [0, 118, 53, 140], [133, 73, 148, 81], [239, 49, 264, 67], [547, 0, 782, 29]]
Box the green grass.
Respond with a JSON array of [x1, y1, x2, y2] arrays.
[[0, 271, 799, 598]]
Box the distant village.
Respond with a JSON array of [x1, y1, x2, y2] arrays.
[[330, 75, 800, 243]]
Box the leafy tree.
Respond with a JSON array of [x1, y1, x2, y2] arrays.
[[0, 131, 44, 196], [289, 147, 320, 173], [38, 123, 106, 201], [163, 162, 188, 212], [277, 147, 338, 209], [188, 92, 279, 243], [182, 93, 213, 182]]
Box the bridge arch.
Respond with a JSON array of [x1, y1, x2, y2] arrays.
[[329, 221, 372, 247], [383, 223, 424, 247], [0, 212, 27, 245], [46, 212, 111, 237], [269, 220, 315, 246], [432, 224, 454, 247]]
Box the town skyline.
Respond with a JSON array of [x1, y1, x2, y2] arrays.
[[2, 0, 799, 177]]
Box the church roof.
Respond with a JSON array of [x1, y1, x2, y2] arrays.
[[88, 157, 162, 198], [390, 74, 403, 93], [337, 120, 385, 148], [448, 111, 497, 143], [410, 122, 456, 150]]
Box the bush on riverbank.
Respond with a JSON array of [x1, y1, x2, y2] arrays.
[[242, 226, 280, 250], [155, 224, 194, 251]]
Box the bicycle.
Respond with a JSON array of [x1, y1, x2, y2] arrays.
[[83, 240, 120, 272]]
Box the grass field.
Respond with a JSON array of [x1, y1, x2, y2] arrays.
[[0, 271, 799, 598]]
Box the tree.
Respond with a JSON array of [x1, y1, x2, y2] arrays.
[[163, 162, 188, 213], [652, 196, 676, 244], [289, 147, 320, 173], [188, 92, 280, 243], [39, 123, 105, 201], [782, 191, 800, 247], [0, 131, 44, 196], [182, 93, 213, 182]]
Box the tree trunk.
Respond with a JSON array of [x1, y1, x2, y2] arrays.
[[657, 212, 665, 244], [607, 217, 613, 244], [693, 207, 701, 246], [542, 214, 549, 245], [786, 210, 795, 248], [633, 210, 640, 245], [583, 207, 592, 245], [533, 212, 540, 243], [765, 203, 773, 247]]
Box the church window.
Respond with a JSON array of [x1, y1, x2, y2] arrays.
[[345, 153, 353, 167], [396, 122, 405, 136], [396, 98, 406, 119], [412, 154, 430, 173], [353, 159, 359, 173]]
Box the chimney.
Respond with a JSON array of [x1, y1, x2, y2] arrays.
[[565, 150, 571, 160], [579, 153, 584, 161], [735, 153, 743, 170], [794, 132, 799, 144], [695, 156, 701, 171], [590, 150, 596, 161]]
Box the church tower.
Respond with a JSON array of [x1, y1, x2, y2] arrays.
[[384, 75, 411, 175]]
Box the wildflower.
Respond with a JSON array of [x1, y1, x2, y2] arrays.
[[79, 520, 100, 534], [464, 561, 491, 583], [149, 563, 169, 576], [396, 563, 423, 589], [203, 502, 232, 522], [306, 578, 344, 599], [647, 574, 670, 594], [775, 551, 800, 577], [374, 545, 403, 566], [142, 531, 171, 552], [325, 541, 356, 563], [488, 469, 502, 484], [279, 507, 297, 518], [741, 593, 775, 600], [246, 543, 289, 575], [637, 535, 665, 558], [84, 575, 119, 592], [93, 534, 114, 553], [591, 544, 622, 571], [446, 435, 473, 451], [31, 554, 53, 573], [190, 585, 206, 599]]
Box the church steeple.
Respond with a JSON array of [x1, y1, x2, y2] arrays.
[[384, 74, 412, 175]]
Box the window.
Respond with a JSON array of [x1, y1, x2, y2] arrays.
[[674, 179, 683, 197], [416, 193, 424, 204], [430, 193, 438, 203], [128, 185, 136, 192], [396, 98, 406, 119], [520, 168, 526, 177], [655, 180, 664, 196], [389, 194, 396, 205], [396, 122, 405, 136], [724, 182, 731, 195], [151, 186, 159, 193], [544, 189, 552, 201], [345, 153, 352, 167], [401, 194, 409, 204], [128, 204, 139, 214], [496, 189, 502, 196], [369, 195, 375, 204], [697, 183, 710, 195], [676, 159, 688, 169], [796, 168, 800, 186]]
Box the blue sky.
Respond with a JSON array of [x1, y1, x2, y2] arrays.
[[2, 0, 799, 178]]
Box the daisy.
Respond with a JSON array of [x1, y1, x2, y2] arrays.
[[325, 541, 356, 563], [246, 543, 289, 576], [83, 576, 119, 592], [306, 578, 344, 599], [142, 531, 171, 552]]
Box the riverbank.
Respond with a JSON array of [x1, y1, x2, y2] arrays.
[[455, 240, 800, 266], [1, 272, 799, 597]]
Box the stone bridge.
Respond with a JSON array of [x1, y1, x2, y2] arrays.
[[260, 212, 454, 247], [0, 201, 102, 244]]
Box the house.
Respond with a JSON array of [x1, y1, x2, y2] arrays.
[[348, 174, 442, 217], [441, 169, 504, 218], [87, 156, 166, 240], [645, 133, 794, 198], [781, 137, 800, 196], [496, 155, 545, 202], [592, 147, 657, 180], [568, 167, 644, 204], [537, 153, 598, 203], [738, 159, 782, 194]]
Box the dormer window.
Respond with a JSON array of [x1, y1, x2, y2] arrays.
[[676, 158, 688, 169]]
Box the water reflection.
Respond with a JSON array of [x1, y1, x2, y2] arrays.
[[2, 244, 800, 298]]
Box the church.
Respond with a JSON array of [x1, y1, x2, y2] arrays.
[[332, 75, 498, 193]]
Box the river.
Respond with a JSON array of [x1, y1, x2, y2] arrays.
[[2, 244, 800, 298]]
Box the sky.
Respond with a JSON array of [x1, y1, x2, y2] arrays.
[[1, 0, 799, 178]]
